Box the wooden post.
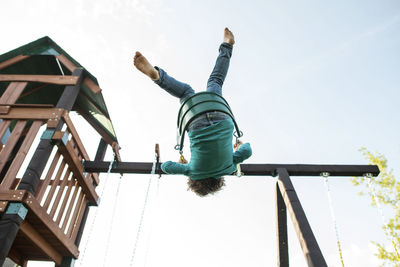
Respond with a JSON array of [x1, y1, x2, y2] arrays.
[[276, 182, 289, 267], [276, 168, 327, 267], [0, 69, 84, 266]]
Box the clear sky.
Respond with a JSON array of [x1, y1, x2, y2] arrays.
[[1, 0, 400, 266]]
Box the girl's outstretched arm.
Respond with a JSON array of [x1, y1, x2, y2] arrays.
[[233, 143, 252, 165], [161, 161, 189, 175]]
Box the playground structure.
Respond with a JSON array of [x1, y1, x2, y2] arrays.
[[0, 37, 379, 267]]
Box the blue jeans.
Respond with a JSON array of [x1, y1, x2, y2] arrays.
[[154, 42, 233, 131]]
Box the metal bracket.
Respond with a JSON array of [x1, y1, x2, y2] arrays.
[[41, 129, 55, 140], [60, 131, 69, 145], [5, 203, 28, 220], [89, 196, 101, 207]]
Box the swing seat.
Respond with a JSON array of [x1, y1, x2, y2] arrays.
[[175, 92, 242, 151]]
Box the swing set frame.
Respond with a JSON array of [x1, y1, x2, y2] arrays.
[[84, 160, 379, 267], [0, 36, 380, 267]]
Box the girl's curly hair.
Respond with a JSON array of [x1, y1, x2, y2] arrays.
[[187, 177, 225, 197]]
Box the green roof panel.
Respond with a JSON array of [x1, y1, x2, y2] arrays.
[[0, 36, 118, 144]]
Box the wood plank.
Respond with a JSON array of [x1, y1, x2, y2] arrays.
[[19, 84, 48, 99], [49, 169, 71, 219], [19, 221, 63, 265], [0, 75, 78, 85], [67, 191, 84, 238], [94, 139, 108, 162], [0, 120, 11, 141], [0, 104, 55, 108], [83, 77, 102, 94], [74, 138, 108, 247], [0, 55, 30, 71], [54, 138, 98, 205], [75, 106, 115, 148], [55, 180, 77, 225], [62, 114, 90, 160], [0, 200, 7, 212], [56, 55, 102, 94], [112, 142, 121, 162], [0, 82, 28, 104], [0, 190, 26, 202], [70, 197, 87, 241], [276, 168, 327, 267], [276, 182, 289, 267], [43, 161, 66, 211], [61, 183, 79, 232], [0, 107, 64, 121], [0, 106, 10, 114], [35, 152, 61, 202], [55, 69, 84, 112], [1, 121, 42, 190], [22, 191, 79, 257], [10, 178, 20, 190], [91, 173, 99, 186], [0, 120, 27, 183]]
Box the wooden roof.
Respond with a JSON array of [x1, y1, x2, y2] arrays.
[[0, 36, 119, 147]]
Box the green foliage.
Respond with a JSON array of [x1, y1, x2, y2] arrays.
[[351, 148, 400, 266]]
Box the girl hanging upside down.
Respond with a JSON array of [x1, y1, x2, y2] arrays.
[[133, 27, 252, 196]]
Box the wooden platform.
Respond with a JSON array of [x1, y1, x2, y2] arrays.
[[1, 190, 81, 266]]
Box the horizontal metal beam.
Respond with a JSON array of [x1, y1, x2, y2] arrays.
[[83, 161, 380, 177]]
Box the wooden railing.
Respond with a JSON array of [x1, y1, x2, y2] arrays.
[[0, 102, 98, 263]]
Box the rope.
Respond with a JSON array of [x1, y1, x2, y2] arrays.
[[143, 172, 161, 267], [55, 57, 65, 76], [321, 172, 345, 267], [103, 171, 123, 267], [365, 173, 400, 259], [129, 151, 158, 266], [79, 159, 114, 266]]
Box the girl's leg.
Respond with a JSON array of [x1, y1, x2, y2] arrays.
[[133, 51, 194, 104], [154, 67, 195, 104], [206, 28, 234, 96], [206, 43, 233, 96]]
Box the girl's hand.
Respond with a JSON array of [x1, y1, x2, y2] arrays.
[[178, 155, 188, 164], [233, 140, 243, 150]]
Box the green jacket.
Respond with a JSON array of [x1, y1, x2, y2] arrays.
[[161, 118, 252, 179]]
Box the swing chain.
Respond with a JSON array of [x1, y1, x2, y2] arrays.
[[233, 130, 243, 139], [179, 150, 186, 164], [320, 171, 345, 267], [234, 136, 243, 177], [364, 173, 400, 260], [79, 157, 115, 266], [103, 169, 123, 266], [130, 144, 159, 266]]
